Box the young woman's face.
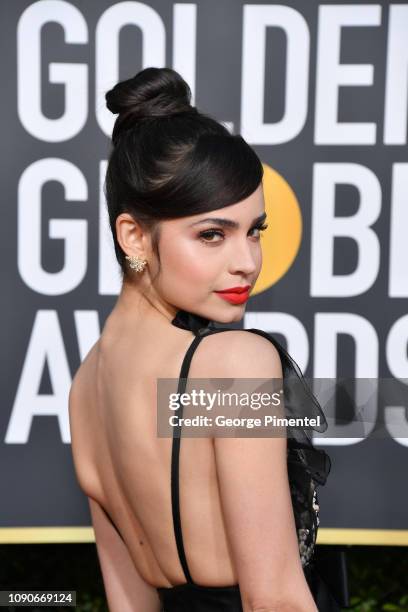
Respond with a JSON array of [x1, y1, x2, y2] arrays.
[[151, 183, 267, 323]]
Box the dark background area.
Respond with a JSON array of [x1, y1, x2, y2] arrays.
[[2, 0, 407, 536], [0, 544, 407, 611]]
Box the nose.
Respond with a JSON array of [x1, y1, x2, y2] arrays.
[[228, 238, 259, 276]]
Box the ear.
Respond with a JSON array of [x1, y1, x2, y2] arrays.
[[115, 212, 147, 259]]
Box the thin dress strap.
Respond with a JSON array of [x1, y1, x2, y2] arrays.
[[171, 333, 206, 584], [169, 323, 288, 585]]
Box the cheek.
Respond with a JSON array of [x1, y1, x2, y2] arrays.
[[159, 235, 217, 284]]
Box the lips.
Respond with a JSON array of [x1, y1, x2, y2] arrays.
[[214, 285, 251, 305], [215, 285, 251, 294]]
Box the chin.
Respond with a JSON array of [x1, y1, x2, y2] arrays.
[[230, 310, 246, 323], [213, 306, 246, 324]]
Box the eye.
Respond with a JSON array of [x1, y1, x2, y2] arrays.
[[251, 223, 268, 239], [198, 229, 225, 243], [198, 223, 268, 245]]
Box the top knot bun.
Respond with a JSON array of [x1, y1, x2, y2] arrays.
[[105, 67, 196, 142]]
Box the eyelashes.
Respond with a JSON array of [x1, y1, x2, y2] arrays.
[[199, 223, 269, 244]]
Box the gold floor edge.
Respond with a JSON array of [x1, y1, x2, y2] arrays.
[[1, 527, 408, 545]]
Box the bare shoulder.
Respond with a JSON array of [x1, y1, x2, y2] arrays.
[[68, 338, 102, 428], [200, 332, 316, 607], [69, 340, 99, 397], [189, 329, 283, 379]]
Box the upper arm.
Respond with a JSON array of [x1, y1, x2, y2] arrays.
[[192, 331, 317, 611], [68, 377, 98, 498], [88, 496, 161, 612]]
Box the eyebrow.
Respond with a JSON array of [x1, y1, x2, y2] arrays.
[[190, 211, 267, 229]]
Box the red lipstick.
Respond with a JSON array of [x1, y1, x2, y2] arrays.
[[214, 285, 251, 305]]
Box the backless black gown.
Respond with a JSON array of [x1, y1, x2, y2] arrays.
[[99, 308, 346, 611]]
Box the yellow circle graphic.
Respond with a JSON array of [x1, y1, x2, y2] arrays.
[[252, 163, 303, 296]]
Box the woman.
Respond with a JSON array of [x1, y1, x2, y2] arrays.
[[69, 67, 340, 611]]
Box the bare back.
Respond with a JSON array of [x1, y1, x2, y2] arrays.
[[69, 310, 238, 589]]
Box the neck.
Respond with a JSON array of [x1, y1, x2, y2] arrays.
[[109, 277, 178, 328]]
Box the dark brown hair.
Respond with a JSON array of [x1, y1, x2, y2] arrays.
[[104, 67, 263, 279]]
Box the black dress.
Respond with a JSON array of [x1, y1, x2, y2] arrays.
[[99, 308, 346, 611]]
